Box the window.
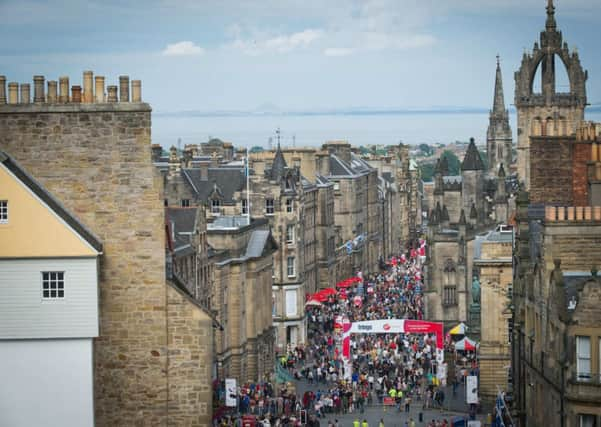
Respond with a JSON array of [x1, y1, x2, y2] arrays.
[[242, 199, 248, 215], [287, 256, 296, 277], [272, 292, 277, 317], [164, 199, 169, 207], [333, 182, 340, 191], [181, 199, 190, 207], [443, 286, 456, 306], [265, 198, 274, 215], [211, 199, 220, 214], [42, 271, 64, 299], [0, 200, 7, 223], [579, 414, 596, 427], [286, 224, 295, 244], [286, 199, 294, 213], [576, 336, 591, 381], [285, 290, 297, 317]]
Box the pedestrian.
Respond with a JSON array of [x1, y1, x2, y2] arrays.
[[361, 419, 369, 427], [378, 418, 385, 427]]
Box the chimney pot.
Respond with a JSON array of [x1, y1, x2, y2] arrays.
[[131, 79, 141, 102], [71, 85, 82, 103], [83, 70, 93, 103], [119, 75, 130, 102], [94, 76, 105, 102], [20, 83, 31, 104], [59, 76, 70, 103], [8, 82, 18, 104], [47, 81, 58, 103], [0, 76, 6, 104], [33, 75, 45, 103], [107, 85, 118, 102]]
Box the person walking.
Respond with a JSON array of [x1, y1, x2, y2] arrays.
[[378, 418, 385, 427], [361, 419, 369, 427]]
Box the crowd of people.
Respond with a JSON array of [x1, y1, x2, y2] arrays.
[[214, 240, 463, 426]]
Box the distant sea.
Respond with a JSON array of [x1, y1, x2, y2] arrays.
[[151, 110, 601, 149]]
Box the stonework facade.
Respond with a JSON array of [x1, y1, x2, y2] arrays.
[[473, 231, 513, 403], [0, 73, 212, 426], [208, 217, 277, 382]]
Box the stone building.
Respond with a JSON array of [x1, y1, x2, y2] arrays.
[[0, 72, 213, 426], [247, 144, 318, 349], [207, 216, 277, 382], [511, 121, 601, 427], [166, 205, 214, 310], [515, 0, 587, 190], [487, 56, 513, 175], [473, 228, 513, 403], [425, 139, 511, 325]]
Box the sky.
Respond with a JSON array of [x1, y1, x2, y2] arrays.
[[1, 0, 600, 113]]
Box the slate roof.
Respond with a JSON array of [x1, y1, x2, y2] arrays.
[[245, 230, 271, 258], [165, 207, 197, 255], [269, 143, 287, 181], [0, 151, 103, 253], [328, 153, 373, 178], [461, 139, 485, 171], [182, 167, 245, 204]]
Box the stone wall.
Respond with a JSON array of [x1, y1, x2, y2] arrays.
[[0, 103, 171, 425], [167, 282, 213, 427], [530, 136, 574, 205], [572, 142, 591, 206]]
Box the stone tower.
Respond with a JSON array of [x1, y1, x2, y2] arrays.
[[487, 56, 512, 175], [461, 138, 485, 217], [514, 0, 587, 189]]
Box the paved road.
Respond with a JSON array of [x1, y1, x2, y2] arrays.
[[293, 377, 487, 427]]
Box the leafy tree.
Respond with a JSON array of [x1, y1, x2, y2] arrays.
[[441, 150, 460, 175], [249, 146, 264, 153], [479, 150, 489, 170], [418, 143, 434, 156], [419, 162, 436, 182]]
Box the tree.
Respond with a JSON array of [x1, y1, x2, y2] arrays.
[[249, 146, 264, 153], [441, 150, 460, 175], [418, 143, 434, 156], [419, 162, 436, 182]]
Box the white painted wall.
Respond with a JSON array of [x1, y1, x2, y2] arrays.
[[0, 258, 98, 339], [0, 338, 94, 427]]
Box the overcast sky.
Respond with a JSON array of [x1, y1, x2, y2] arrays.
[[1, 0, 600, 113]]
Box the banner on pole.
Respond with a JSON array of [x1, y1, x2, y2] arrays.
[[225, 378, 237, 407]]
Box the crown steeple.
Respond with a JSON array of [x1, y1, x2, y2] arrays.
[[546, 0, 556, 31]]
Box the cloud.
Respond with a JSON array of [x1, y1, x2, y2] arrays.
[[231, 29, 324, 55], [162, 41, 204, 56], [324, 48, 354, 57]]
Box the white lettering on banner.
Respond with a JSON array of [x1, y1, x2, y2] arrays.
[[225, 378, 237, 407], [348, 319, 406, 334]]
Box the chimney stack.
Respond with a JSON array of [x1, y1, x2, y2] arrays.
[[83, 70, 94, 103], [107, 85, 118, 102], [59, 76, 69, 103], [119, 75, 129, 102], [8, 82, 18, 104], [33, 75, 45, 103], [47, 81, 58, 103], [131, 79, 141, 102], [0, 76, 6, 104], [95, 76, 105, 103], [71, 85, 82, 103], [20, 83, 30, 104]]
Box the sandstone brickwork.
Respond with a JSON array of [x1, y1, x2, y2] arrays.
[[0, 74, 213, 426]]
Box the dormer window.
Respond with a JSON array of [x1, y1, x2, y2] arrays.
[[181, 199, 190, 207], [211, 199, 220, 214], [0, 200, 7, 223]]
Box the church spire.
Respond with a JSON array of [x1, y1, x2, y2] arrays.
[[546, 0, 556, 31], [492, 55, 506, 114]]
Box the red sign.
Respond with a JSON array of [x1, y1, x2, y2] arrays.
[[383, 323, 391, 331], [383, 397, 395, 405]]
